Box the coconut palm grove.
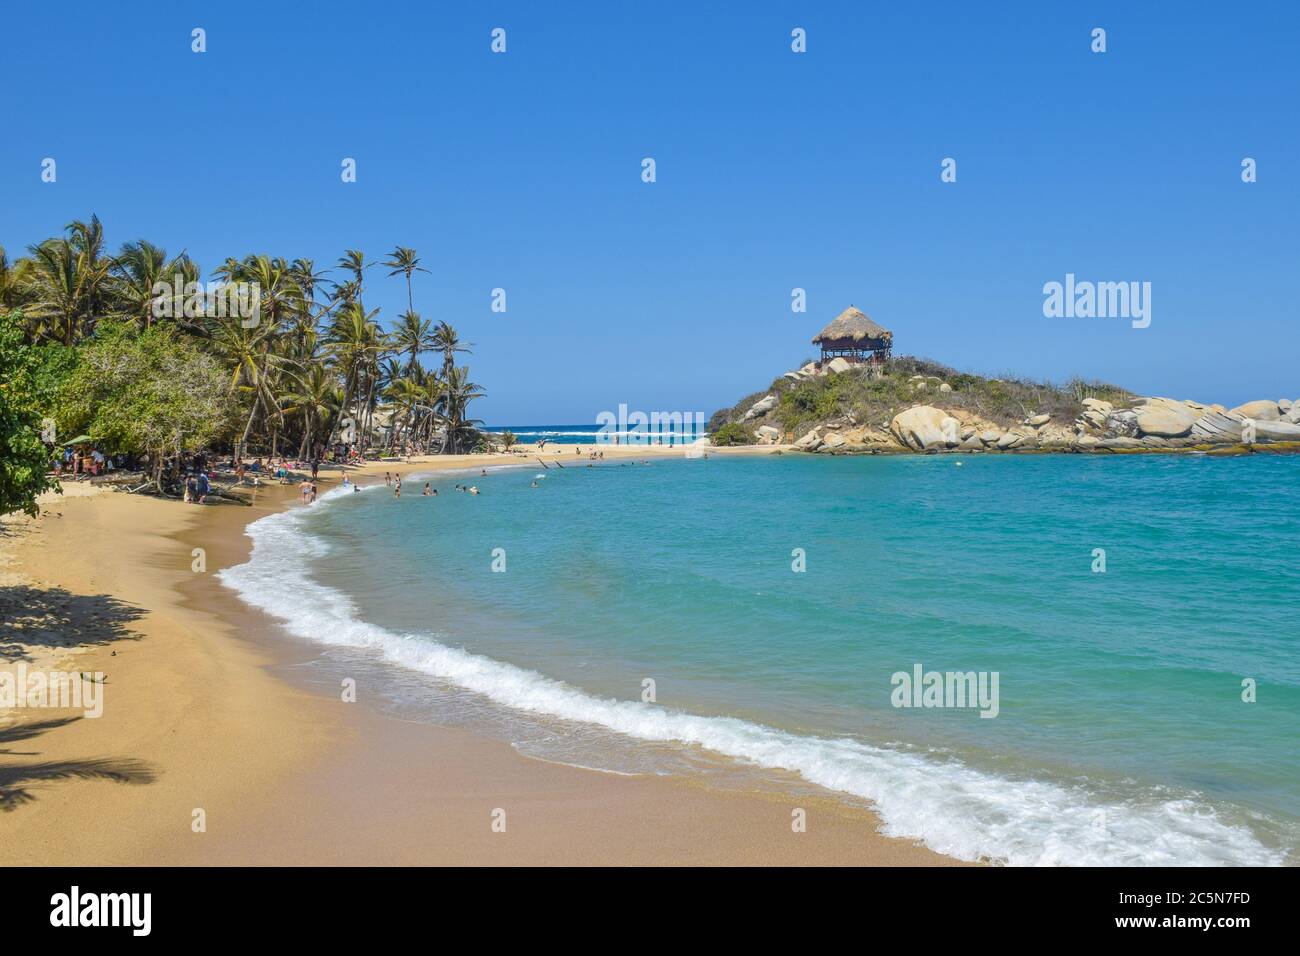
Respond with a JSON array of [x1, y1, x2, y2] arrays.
[[0, 215, 488, 512]]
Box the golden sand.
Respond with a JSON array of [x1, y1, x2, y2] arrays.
[[0, 447, 959, 865]]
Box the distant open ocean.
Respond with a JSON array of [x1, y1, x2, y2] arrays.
[[220, 453, 1300, 865]]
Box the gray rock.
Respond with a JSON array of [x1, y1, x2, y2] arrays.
[[741, 394, 778, 421], [1026, 413, 1051, 427]]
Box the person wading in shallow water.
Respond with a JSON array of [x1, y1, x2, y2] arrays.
[[394, 475, 402, 498]]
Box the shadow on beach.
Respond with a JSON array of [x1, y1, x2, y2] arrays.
[[0, 717, 157, 812], [0, 585, 145, 663]]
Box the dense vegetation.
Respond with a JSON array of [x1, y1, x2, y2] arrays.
[[0, 216, 488, 505], [0, 312, 60, 516], [710, 355, 1132, 439]]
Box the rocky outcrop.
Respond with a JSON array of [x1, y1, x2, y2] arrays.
[[1077, 398, 1113, 432], [790, 391, 1299, 457], [793, 426, 824, 451], [755, 424, 782, 445]]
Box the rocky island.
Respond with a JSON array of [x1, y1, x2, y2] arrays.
[[708, 307, 1300, 456]]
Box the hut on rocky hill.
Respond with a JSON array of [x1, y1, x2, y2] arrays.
[[812, 306, 893, 366]]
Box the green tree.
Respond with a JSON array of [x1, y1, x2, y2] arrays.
[[56, 320, 235, 491], [0, 310, 60, 517]]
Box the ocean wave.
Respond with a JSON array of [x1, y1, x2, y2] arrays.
[[218, 491, 1285, 867]]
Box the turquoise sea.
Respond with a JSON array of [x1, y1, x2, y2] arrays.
[[221, 452, 1300, 865]]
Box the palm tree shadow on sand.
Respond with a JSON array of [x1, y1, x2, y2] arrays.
[[0, 717, 157, 812], [0, 584, 145, 663]]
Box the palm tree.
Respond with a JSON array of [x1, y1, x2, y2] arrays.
[[440, 365, 485, 454], [0, 246, 33, 312], [282, 363, 341, 459], [66, 215, 111, 335], [392, 310, 434, 375], [382, 246, 429, 313], [111, 240, 193, 328], [24, 239, 83, 345], [431, 320, 470, 380], [335, 250, 371, 302], [324, 301, 386, 449]]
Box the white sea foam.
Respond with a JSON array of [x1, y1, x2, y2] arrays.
[[219, 492, 1285, 867]]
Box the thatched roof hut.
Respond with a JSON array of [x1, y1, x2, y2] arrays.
[[812, 307, 893, 363]]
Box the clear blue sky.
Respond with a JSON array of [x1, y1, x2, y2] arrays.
[[4, 1, 1297, 421]]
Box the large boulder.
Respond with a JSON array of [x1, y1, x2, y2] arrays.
[[890, 405, 959, 451], [1255, 420, 1300, 442], [1026, 413, 1051, 427], [1229, 400, 1281, 421], [826, 357, 853, 374], [755, 424, 782, 445], [820, 431, 847, 450], [741, 394, 778, 421], [1134, 400, 1198, 438], [996, 431, 1024, 449]]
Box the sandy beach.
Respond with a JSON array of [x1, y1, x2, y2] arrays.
[[0, 446, 959, 866]]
